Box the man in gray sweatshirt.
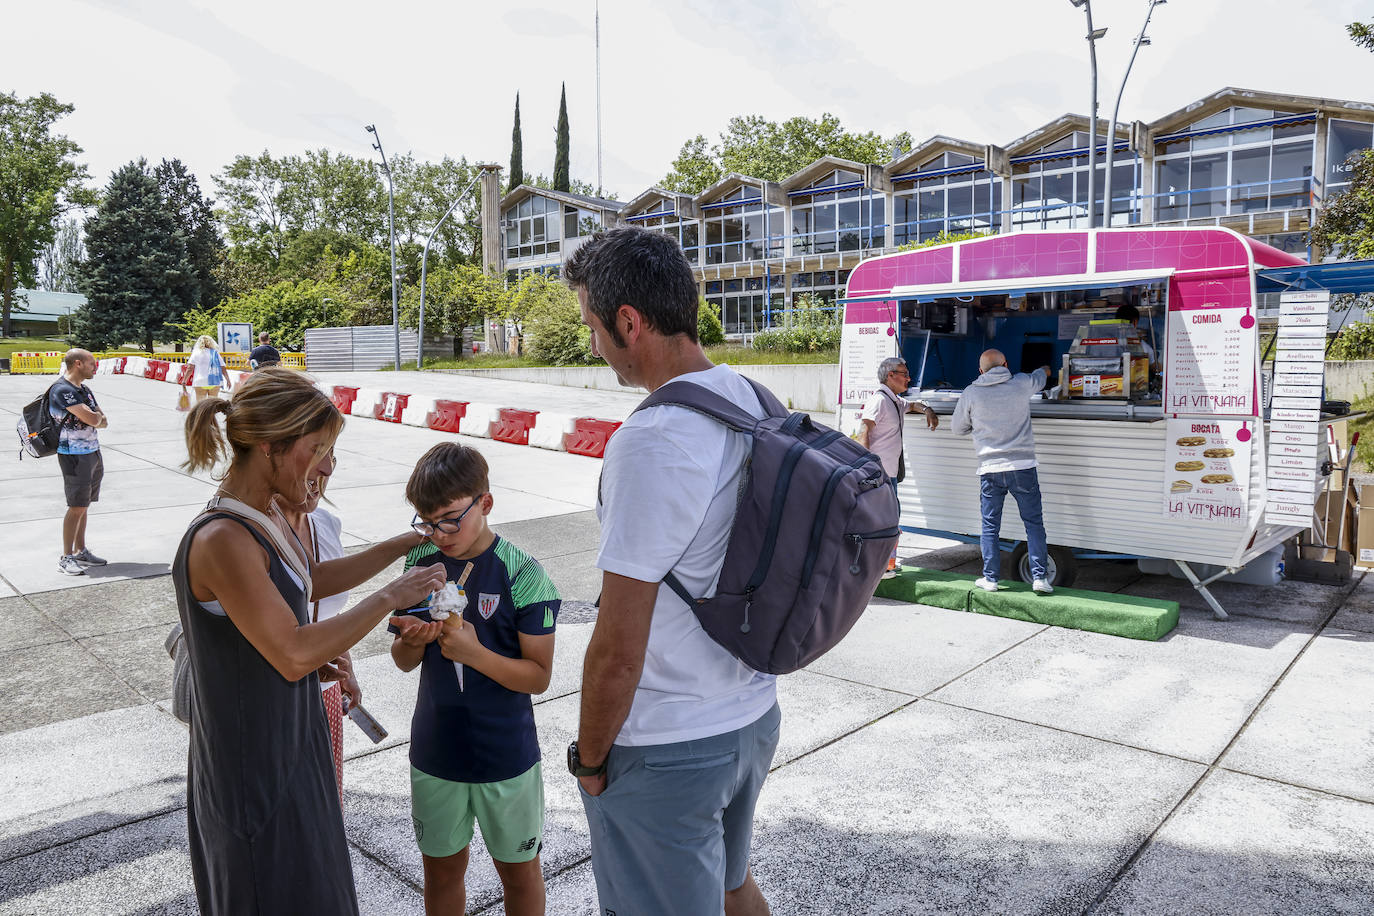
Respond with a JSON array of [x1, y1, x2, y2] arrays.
[[951, 349, 1053, 595]]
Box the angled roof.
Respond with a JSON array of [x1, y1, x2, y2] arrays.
[[886, 135, 985, 174], [1148, 86, 1374, 135], [1003, 114, 1126, 158], [618, 187, 685, 218], [696, 172, 768, 205], [499, 184, 623, 212], [779, 155, 871, 191]]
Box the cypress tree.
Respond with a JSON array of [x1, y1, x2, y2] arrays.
[[509, 93, 524, 190], [553, 83, 570, 192], [75, 159, 194, 352]]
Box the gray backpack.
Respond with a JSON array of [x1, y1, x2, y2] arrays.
[[633, 378, 899, 675]]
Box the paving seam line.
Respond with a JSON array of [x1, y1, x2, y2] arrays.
[[1080, 572, 1362, 915], [0, 803, 183, 867], [1214, 765, 1374, 807], [346, 835, 425, 895]]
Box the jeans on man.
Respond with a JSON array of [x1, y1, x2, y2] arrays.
[[979, 467, 1048, 581]]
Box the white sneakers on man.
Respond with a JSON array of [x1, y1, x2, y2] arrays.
[[974, 577, 1000, 592], [1032, 578, 1054, 595]]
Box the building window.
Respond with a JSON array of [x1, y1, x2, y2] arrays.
[[1009, 133, 1138, 230], [1151, 108, 1316, 222], [790, 169, 884, 255], [702, 188, 782, 265], [503, 194, 563, 262], [634, 205, 702, 263], [705, 273, 784, 335], [894, 152, 1003, 243], [1327, 119, 1374, 194]]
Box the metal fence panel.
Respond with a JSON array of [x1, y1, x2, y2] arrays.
[[305, 327, 418, 371]]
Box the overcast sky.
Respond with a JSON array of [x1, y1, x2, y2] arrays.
[[8, 0, 1372, 203]]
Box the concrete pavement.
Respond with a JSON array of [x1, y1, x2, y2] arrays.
[[2, 371, 1373, 914]]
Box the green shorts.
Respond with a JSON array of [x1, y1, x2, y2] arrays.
[[410, 763, 544, 863]]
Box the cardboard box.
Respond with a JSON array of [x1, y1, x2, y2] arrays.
[[1357, 485, 1374, 570]]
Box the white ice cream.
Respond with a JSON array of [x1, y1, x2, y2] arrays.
[[430, 581, 467, 620]]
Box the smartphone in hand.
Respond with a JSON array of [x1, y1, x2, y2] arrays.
[[343, 699, 388, 744]]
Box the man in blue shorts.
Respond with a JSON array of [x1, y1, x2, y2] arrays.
[[566, 228, 781, 916], [50, 349, 109, 576]]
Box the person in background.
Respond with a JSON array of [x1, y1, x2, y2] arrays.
[[1114, 303, 1158, 370], [177, 368, 445, 914], [277, 461, 425, 801], [52, 348, 109, 576], [857, 356, 938, 577], [251, 332, 282, 370], [951, 349, 1054, 596], [188, 336, 230, 402]]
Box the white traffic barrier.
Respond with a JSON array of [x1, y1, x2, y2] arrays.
[[459, 401, 500, 438], [124, 356, 148, 376], [401, 396, 438, 427], [529, 411, 575, 451], [351, 387, 383, 420]]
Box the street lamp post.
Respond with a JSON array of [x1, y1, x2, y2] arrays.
[[416, 169, 487, 369], [365, 124, 401, 370], [1070, 0, 1106, 229], [1102, 0, 1167, 228]]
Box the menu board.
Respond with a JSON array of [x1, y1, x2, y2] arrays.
[[1163, 418, 1253, 526], [838, 320, 897, 411], [1264, 291, 1329, 526], [1165, 303, 1257, 416]]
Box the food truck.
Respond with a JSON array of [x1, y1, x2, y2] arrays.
[[837, 227, 1350, 619]]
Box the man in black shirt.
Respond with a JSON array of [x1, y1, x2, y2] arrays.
[[249, 332, 281, 369]]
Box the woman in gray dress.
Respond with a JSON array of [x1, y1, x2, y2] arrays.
[[176, 368, 445, 914]]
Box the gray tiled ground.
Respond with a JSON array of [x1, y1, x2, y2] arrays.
[[2, 373, 1373, 915]]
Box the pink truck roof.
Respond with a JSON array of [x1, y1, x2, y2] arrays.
[[844, 227, 1308, 324]]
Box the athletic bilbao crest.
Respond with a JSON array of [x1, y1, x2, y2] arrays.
[[478, 593, 500, 619]]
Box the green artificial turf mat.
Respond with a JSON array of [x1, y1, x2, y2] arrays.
[[877, 567, 1180, 641]]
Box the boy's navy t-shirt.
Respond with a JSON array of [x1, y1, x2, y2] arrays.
[[389, 535, 559, 784]]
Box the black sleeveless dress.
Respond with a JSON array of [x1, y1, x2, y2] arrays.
[[173, 513, 359, 915]]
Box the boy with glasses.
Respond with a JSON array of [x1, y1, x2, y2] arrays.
[[389, 442, 559, 915]]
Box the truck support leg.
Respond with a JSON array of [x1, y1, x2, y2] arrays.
[[1172, 560, 1231, 621]]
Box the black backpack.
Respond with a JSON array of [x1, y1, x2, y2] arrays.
[[630, 377, 900, 675], [16, 385, 65, 459]]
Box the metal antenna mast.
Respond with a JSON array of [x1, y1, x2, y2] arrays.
[[596, 0, 603, 196]]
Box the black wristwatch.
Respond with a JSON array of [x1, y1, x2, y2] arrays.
[[567, 741, 606, 777]]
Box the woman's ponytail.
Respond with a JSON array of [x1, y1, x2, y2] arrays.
[[183, 397, 231, 473]]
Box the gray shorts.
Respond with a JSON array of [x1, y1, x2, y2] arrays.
[[58, 451, 103, 508], [580, 702, 781, 915]]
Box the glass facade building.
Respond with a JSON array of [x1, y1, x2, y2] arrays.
[[490, 90, 1374, 337]]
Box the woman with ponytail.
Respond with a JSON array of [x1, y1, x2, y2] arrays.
[[176, 367, 446, 915]]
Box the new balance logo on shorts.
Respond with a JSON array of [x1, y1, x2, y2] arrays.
[[517, 836, 537, 852]]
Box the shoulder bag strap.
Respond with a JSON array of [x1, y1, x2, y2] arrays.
[[205, 496, 312, 597], [308, 515, 322, 623], [884, 388, 905, 433]]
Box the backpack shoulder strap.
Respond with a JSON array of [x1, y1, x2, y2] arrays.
[[632, 375, 786, 431]]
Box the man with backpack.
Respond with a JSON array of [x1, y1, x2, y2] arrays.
[[565, 228, 783, 916], [50, 349, 109, 576]]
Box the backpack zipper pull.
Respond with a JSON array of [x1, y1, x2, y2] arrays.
[[741, 587, 754, 634], [848, 534, 863, 574]]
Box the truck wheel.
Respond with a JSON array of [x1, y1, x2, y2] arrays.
[[1004, 544, 1078, 587]]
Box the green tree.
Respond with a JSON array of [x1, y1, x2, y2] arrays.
[[697, 297, 726, 346], [75, 160, 195, 351], [156, 158, 225, 309], [661, 114, 913, 193], [0, 92, 94, 335], [399, 262, 506, 336], [554, 83, 571, 192], [177, 278, 353, 350], [1311, 149, 1374, 260], [392, 155, 482, 263], [37, 218, 84, 293], [214, 151, 289, 267], [1349, 21, 1374, 51], [509, 93, 525, 190]]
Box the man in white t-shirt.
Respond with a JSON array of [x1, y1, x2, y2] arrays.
[[565, 227, 780, 916]]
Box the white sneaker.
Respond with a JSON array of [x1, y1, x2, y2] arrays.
[[58, 555, 86, 576], [1032, 579, 1054, 595], [974, 577, 1000, 592]]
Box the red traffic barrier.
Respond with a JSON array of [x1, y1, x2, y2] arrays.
[[142, 360, 158, 379], [430, 399, 468, 433], [564, 417, 622, 459], [376, 392, 410, 423], [111, 357, 126, 374], [175, 363, 195, 386], [492, 407, 539, 446], [153, 360, 173, 382], [331, 385, 360, 415]]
